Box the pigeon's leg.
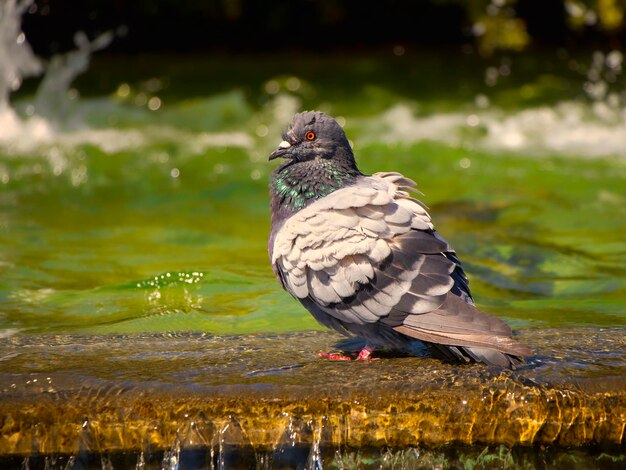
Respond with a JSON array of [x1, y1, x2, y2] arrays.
[[319, 352, 352, 361], [355, 345, 376, 361], [319, 346, 377, 361]]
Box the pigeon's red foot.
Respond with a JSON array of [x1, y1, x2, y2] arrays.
[[319, 347, 378, 362], [319, 352, 352, 361], [355, 346, 376, 361]]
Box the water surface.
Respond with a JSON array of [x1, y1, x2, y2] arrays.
[[1, 51, 625, 469], [1, 54, 625, 338]]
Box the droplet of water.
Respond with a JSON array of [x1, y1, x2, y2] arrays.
[[285, 76, 301, 92], [475, 94, 490, 108], [135, 93, 147, 106], [214, 163, 228, 174], [487, 4, 499, 16], [264, 80, 280, 95], [472, 22, 486, 36], [606, 50, 623, 70], [485, 67, 499, 87], [117, 83, 130, 98], [584, 10, 597, 25], [71, 165, 88, 186], [142, 78, 160, 93], [117, 25, 129, 37], [148, 96, 162, 111], [466, 114, 480, 127], [393, 44, 405, 56]]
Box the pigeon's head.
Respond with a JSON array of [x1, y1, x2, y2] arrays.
[[269, 111, 354, 165]]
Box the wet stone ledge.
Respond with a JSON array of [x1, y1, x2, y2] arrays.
[[0, 329, 624, 457]]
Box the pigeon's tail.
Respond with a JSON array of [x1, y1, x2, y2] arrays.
[[428, 343, 525, 369], [396, 323, 530, 369], [392, 294, 532, 369]]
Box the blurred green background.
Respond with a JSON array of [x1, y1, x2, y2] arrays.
[[1, 0, 625, 336]]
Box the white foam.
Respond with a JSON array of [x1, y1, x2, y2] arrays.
[[2, 95, 625, 160], [378, 105, 466, 146], [482, 102, 626, 157], [360, 102, 626, 158], [0, 104, 253, 156]]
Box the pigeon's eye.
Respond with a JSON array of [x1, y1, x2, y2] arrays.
[[305, 131, 316, 141]]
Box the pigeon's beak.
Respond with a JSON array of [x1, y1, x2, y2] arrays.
[[269, 140, 292, 160]]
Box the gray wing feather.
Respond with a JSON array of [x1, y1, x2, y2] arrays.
[[271, 172, 531, 363]]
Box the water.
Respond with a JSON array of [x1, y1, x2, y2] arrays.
[[1, 61, 624, 335], [0, 0, 42, 112], [0, 330, 624, 468], [0, 5, 625, 467]]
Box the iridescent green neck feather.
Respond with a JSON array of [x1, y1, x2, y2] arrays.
[[270, 158, 361, 216]]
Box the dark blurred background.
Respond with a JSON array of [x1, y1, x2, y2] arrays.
[[20, 0, 625, 56]]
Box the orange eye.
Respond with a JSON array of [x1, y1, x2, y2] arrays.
[[305, 131, 316, 141]]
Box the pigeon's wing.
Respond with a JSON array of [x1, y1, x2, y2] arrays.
[[271, 172, 530, 360], [271, 172, 433, 319]]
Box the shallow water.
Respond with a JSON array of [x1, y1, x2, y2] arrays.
[[0, 330, 624, 468]]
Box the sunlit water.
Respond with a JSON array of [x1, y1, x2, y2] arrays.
[[1, 29, 626, 467], [1, 52, 625, 339]]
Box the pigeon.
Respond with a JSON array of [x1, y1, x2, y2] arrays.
[[268, 111, 531, 368]]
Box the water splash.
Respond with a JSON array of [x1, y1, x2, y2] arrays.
[[0, 2, 116, 154], [0, 10, 254, 159], [0, 0, 42, 112], [33, 30, 113, 124], [307, 418, 324, 470], [161, 438, 180, 470], [0, 0, 44, 150]]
